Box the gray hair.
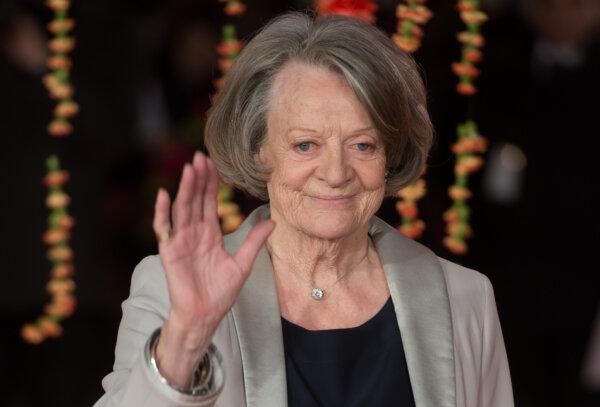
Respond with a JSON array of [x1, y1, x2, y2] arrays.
[[204, 10, 433, 201]]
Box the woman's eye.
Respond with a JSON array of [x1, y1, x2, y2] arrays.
[[296, 142, 313, 152], [355, 143, 373, 152]]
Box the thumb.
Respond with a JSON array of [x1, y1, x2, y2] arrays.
[[233, 220, 276, 273]]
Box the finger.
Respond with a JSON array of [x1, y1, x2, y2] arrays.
[[233, 220, 276, 273], [203, 158, 219, 226], [190, 152, 207, 223], [172, 164, 195, 232], [153, 188, 172, 247]]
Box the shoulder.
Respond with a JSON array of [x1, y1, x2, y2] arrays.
[[370, 215, 492, 293], [438, 257, 491, 298], [129, 255, 167, 294], [124, 255, 171, 318], [371, 216, 494, 317], [437, 256, 495, 326]]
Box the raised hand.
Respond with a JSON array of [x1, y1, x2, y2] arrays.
[[152, 151, 275, 387]]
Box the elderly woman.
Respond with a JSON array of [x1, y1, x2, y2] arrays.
[[95, 10, 513, 407]]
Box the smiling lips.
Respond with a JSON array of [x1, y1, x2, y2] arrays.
[[310, 194, 354, 207]]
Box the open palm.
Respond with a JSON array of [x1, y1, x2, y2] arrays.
[[153, 152, 274, 336]]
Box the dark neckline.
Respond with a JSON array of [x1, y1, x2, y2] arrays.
[[280, 295, 393, 333]]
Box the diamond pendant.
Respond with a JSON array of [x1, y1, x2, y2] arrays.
[[311, 288, 324, 300]]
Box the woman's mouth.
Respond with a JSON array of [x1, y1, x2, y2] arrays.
[[310, 195, 354, 207]]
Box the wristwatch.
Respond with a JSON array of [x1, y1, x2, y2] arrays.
[[144, 327, 225, 402]]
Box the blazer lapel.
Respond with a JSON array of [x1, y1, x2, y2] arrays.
[[227, 205, 288, 407], [369, 216, 456, 407], [227, 204, 455, 407]]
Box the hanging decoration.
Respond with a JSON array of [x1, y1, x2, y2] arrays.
[[43, 0, 79, 137], [22, 157, 77, 344], [213, 0, 246, 232], [393, 0, 433, 53], [396, 178, 427, 239], [213, 24, 244, 92], [22, 0, 78, 344], [452, 0, 487, 96], [443, 121, 487, 254], [443, 0, 488, 255], [393, 0, 432, 240], [314, 0, 379, 23]]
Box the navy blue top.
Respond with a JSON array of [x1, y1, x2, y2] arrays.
[[281, 296, 416, 407]]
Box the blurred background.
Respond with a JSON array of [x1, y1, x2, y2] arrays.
[[0, 0, 598, 405]]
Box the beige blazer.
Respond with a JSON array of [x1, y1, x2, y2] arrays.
[[94, 204, 513, 407]]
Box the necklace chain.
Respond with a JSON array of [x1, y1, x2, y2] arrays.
[[265, 240, 371, 301]]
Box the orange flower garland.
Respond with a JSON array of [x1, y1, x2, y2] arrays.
[[22, 156, 77, 344], [212, 0, 246, 232], [443, 0, 488, 255], [22, 0, 78, 344], [43, 0, 79, 137], [443, 121, 487, 254], [213, 24, 244, 92], [393, 0, 433, 53], [314, 0, 378, 23], [396, 179, 427, 239], [452, 0, 487, 96], [392, 0, 432, 240]]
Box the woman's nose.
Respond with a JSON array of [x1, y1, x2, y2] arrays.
[[316, 146, 353, 188]]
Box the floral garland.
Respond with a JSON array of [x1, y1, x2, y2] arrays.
[[452, 0, 487, 96], [213, 24, 243, 92], [213, 1, 246, 232], [393, 0, 432, 240], [396, 178, 427, 238], [22, 156, 77, 344], [443, 1, 488, 255], [393, 0, 432, 53], [43, 0, 79, 136], [313, 0, 378, 23], [443, 121, 487, 254], [22, 0, 78, 344]]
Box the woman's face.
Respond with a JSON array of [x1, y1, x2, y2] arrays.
[[258, 61, 386, 240]]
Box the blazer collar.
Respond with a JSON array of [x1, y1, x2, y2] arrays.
[[227, 204, 455, 407]]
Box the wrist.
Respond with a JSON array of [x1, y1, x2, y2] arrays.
[[161, 314, 212, 355], [145, 327, 225, 401], [156, 320, 211, 388]]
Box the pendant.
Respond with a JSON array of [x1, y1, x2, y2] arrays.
[[311, 288, 324, 300]]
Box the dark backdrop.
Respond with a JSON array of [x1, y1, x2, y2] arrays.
[[0, 0, 598, 405]]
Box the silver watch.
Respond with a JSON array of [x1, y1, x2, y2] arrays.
[[144, 327, 225, 401]]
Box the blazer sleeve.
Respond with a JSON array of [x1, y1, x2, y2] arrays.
[[93, 255, 223, 407], [480, 275, 514, 407]]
